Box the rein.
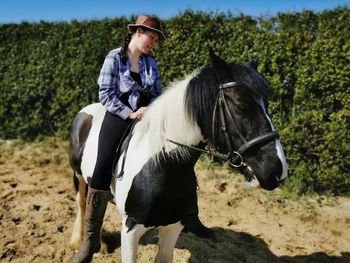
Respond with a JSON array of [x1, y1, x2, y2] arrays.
[[167, 138, 240, 165], [168, 81, 279, 168]]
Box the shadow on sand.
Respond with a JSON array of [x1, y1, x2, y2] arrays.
[[102, 227, 349, 263]]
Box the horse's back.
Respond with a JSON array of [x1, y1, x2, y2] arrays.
[[69, 103, 106, 178], [79, 103, 105, 116]]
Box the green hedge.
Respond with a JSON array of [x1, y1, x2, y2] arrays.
[[0, 8, 349, 195]]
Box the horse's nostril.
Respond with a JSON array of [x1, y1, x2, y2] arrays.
[[243, 166, 255, 182]]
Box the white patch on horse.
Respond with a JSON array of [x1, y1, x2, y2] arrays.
[[80, 103, 106, 180], [258, 98, 288, 180]]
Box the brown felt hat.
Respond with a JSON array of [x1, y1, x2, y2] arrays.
[[128, 15, 165, 40]]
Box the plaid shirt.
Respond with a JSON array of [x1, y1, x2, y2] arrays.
[[98, 48, 162, 119]]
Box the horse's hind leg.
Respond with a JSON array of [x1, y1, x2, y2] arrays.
[[70, 174, 87, 249], [154, 222, 183, 263]]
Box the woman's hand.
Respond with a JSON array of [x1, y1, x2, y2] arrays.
[[129, 107, 147, 120]]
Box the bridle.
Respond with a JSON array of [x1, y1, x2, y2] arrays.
[[212, 81, 279, 167], [168, 81, 279, 168]]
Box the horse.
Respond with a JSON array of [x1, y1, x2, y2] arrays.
[[68, 51, 288, 262]]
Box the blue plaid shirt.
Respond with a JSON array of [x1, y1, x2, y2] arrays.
[[98, 48, 162, 119]]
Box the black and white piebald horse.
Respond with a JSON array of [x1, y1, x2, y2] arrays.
[[69, 51, 288, 262]]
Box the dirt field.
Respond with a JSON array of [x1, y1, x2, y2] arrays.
[[0, 138, 349, 263]]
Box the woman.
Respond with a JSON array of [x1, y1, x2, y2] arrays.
[[74, 15, 213, 263]]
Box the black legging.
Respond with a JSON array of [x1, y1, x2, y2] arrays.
[[90, 111, 131, 190]]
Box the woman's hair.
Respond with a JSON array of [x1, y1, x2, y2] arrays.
[[120, 31, 133, 64], [120, 27, 154, 64]]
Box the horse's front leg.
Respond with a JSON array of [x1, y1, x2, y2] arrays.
[[154, 222, 183, 263], [120, 218, 149, 263]]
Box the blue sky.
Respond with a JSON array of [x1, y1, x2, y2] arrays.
[[0, 0, 349, 24]]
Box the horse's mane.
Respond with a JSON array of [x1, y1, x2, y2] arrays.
[[132, 71, 203, 162]]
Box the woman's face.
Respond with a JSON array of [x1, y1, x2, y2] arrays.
[[136, 29, 159, 54]]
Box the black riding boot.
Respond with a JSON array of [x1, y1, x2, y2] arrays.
[[73, 187, 109, 263], [182, 192, 216, 240]]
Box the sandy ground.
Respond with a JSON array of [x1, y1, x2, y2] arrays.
[[0, 138, 349, 263]]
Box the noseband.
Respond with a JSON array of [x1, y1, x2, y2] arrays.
[[168, 81, 279, 168]]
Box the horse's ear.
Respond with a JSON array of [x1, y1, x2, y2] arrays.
[[248, 59, 259, 71], [208, 49, 233, 82]]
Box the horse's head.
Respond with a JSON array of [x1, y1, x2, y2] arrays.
[[206, 51, 288, 190]]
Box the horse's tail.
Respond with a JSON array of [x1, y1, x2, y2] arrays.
[[73, 171, 79, 192]]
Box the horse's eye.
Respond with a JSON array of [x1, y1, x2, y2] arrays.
[[235, 102, 248, 112]]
